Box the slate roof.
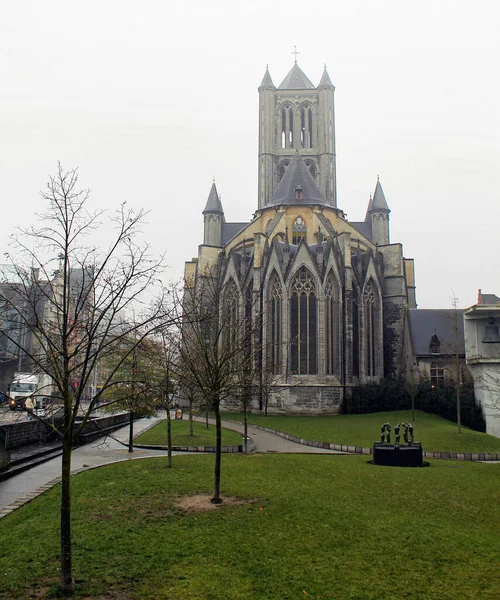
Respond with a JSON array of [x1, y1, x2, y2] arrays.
[[278, 64, 315, 90], [203, 182, 224, 215], [350, 221, 373, 240], [409, 309, 465, 356], [268, 152, 328, 207], [222, 222, 249, 245], [259, 67, 275, 90], [366, 180, 390, 220], [479, 293, 500, 305], [318, 66, 334, 88]]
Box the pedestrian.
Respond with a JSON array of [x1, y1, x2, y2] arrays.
[[25, 396, 35, 420]]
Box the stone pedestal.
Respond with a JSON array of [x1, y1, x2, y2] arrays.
[[372, 442, 424, 467]]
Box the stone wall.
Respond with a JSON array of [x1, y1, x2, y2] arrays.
[[0, 412, 132, 450], [1, 419, 56, 450], [265, 384, 343, 414]]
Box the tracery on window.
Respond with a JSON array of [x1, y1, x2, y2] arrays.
[[304, 159, 316, 181], [363, 283, 377, 376], [268, 273, 282, 375], [244, 282, 253, 360], [292, 216, 306, 245], [290, 267, 317, 375], [300, 106, 314, 148], [281, 105, 294, 149], [278, 160, 290, 183], [325, 273, 339, 376], [352, 292, 360, 378], [223, 279, 239, 361]]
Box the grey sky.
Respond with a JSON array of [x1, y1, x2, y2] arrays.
[[1, 0, 498, 308]]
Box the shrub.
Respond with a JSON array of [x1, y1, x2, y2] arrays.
[[344, 379, 486, 432]]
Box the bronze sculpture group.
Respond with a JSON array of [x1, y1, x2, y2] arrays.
[[380, 422, 413, 446]]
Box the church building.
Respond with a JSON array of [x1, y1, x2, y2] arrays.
[[184, 60, 417, 413]]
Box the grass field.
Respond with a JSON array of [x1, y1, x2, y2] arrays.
[[219, 410, 500, 452], [135, 419, 242, 447], [0, 454, 498, 599]]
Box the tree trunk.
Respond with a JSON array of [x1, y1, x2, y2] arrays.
[[411, 395, 415, 423], [211, 401, 222, 503], [457, 382, 462, 434], [243, 398, 248, 454], [60, 433, 74, 594], [167, 403, 172, 468], [128, 411, 134, 452], [205, 405, 209, 429], [189, 398, 193, 436]]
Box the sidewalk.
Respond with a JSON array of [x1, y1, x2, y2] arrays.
[[0, 417, 172, 515], [204, 417, 346, 454]]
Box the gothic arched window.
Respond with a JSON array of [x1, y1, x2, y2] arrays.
[[281, 105, 294, 149], [300, 105, 314, 148], [325, 273, 339, 376], [244, 282, 253, 359], [363, 282, 378, 376], [268, 274, 282, 375], [278, 160, 290, 183], [223, 279, 239, 360], [290, 267, 317, 375], [352, 292, 360, 378], [304, 159, 317, 181], [292, 216, 306, 245]]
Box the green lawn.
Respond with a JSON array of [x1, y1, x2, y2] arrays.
[[220, 410, 500, 452], [135, 419, 242, 447], [0, 454, 498, 599]]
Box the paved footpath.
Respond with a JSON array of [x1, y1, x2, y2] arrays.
[[0, 416, 170, 514], [202, 417, 346, 454], [0, 416, 346, 514]]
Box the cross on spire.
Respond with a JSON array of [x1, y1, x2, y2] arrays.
[[291, 45, 300, 64]]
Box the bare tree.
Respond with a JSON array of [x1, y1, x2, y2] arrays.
[[449, 293, 464, 434], [0, 164, 172, 595], [178, 261, 255, 503], [404, 368, 419, 423], [99, 334, 161, 452]]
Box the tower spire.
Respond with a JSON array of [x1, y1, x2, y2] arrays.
[[291, 45, 300, 64]]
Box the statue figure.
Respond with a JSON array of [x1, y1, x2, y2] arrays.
[[380, 423, 386, 443], [384, 422, 391, 444], [408, 422, 414, 444], [394, 423, 401, 445], [402, 423, 409, 444]]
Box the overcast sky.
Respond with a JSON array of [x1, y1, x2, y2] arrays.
[[1, 0, 498, 308]]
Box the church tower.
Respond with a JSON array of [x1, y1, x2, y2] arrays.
[[258, 60, 337, 209]]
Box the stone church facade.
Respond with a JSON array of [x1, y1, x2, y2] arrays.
[[184, 61, 417, 414]]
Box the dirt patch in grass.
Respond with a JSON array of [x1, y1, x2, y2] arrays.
[[80, 594, 134, 600], [174, 493, 259, 513], [81, 594, 134, 600]]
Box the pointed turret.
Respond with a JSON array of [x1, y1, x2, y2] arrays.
[[318, 65, 335, 89], [278, 63, 315, 90], [269, 152, 327, 207], [366, 178, 390, 245], [258, 66, 275, 90], [371, 179, 390, 213], [203, 180, 224, 215], [203, 180, 225, 246]]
